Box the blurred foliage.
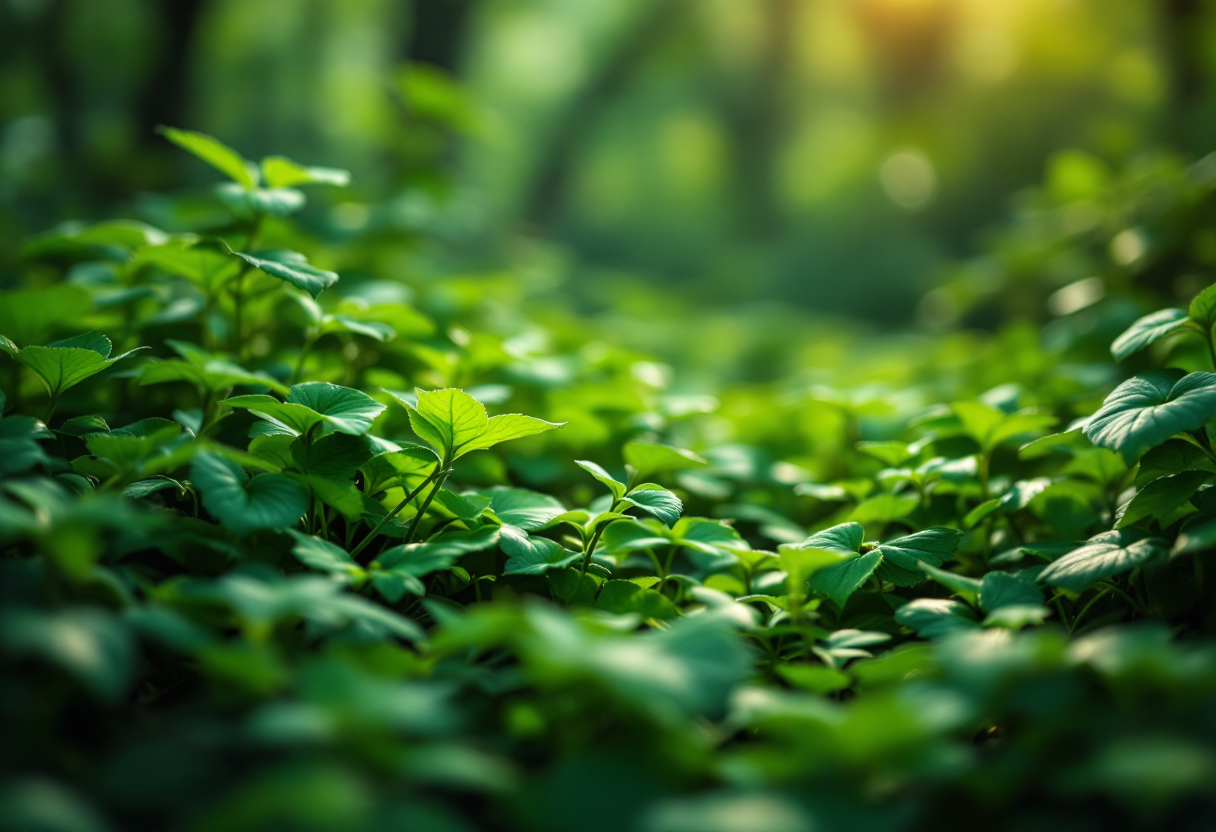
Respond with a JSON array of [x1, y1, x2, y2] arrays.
[[4, 0, 1216, 319]]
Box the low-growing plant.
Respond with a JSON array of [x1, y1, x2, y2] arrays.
[[3, 130, 1216, 832]]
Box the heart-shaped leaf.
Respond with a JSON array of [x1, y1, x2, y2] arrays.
[[1039, 530, 1166, 592], [1110, 308, 1192, 362], [875, 527, 964, 586], [225, 382, 385, 437], [190, 451, 307, 536], [3, 332, 146, 399], [1084, 370, 1216, 462]]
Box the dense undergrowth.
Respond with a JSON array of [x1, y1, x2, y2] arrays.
[[4, 130, 1216, 832]]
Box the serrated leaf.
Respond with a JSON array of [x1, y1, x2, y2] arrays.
[[623, 484, 683, 527], [575, 460, 627, 500], [1039, 530, 1166, 591], [158, 126, 258, 188], [809, 550, 882, 608], [486, 487, 565, 531], [875, 527, 963, 587], [290, 431, 376, 477], [226, 382, 384, 437], [6, 332, 146, 398], [1116, 470, 1210, 528], [1111, 308, 1191, 362], [360, 447, 439, 495], [230, 249, 338, 298], [190, 451, 308, 536], [500, 526, 581, 576], [287, 530, 362, 577], [978, 571, 1042, 613], [456, 413, 563, 456], [416, 387, 487, 454], [1084, 370, 1216, 462], [1189, 285, 1216, 330]]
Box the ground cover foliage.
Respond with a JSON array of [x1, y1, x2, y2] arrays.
[[4, 132, 1216, 832]]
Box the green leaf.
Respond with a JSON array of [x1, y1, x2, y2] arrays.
[[794, 521, 864, 554], [595, 580, 678, 620], [190, 451, 308, 536], [547, 567, 599, 605], [226, 382, 384, 437], [261, 156, 351, 188], [982, 604, 1051, 629], [809, 550, 882, 608], [856, 441, 914, 467], [575, 460, 627, 500], [486, 487, 565, 530], [500, 526, 581, 576], [287, 530, 363, 578], [416, 387, 487, 454], [456, 413, 563, 456], [1136, 439, 1216, 487], [779, 547, 844, 596], [1116, 470, 1210, 528], [290, 432, 376, 477], [875, 527, 964, 587], [360, 447, 439, 495], [1084, 370, 1216, 462], [919, 563, 982, 605], [216, 185, 306, 218], [158, 126, 258, 188], [895, 598, 980, 638], [623, 441, 708, 480], [978, 571, 1042, 613], [1039, 530, 1167, 592], [230, 249, 338, 298], [1111, 308, 1191, 362], [849, 493, 918, 524], [775, 663, 852, 694], [623, 484, 683, 527], [6, 332, 146, 398], [1189, 285, 1216, 330]]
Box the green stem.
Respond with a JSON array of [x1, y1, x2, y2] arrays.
[[1070, 586, 1113, 634], [290, 333, 319, 385], [654, 544, 676, 594], [1204, 327, 1216, 372], [404, 471, 450, 545], [579, 499, 623, 576], [43, 389, 61, 426], [349, 470, 440, 559]]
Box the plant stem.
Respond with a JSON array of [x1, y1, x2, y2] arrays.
[[1204, 328, 1216, 372], [404, 472, 450, 544], [290, 333, 318, 385], [43, 389, 61, 426], [349, 470, 440, 559], [580, 499, 622, 576]]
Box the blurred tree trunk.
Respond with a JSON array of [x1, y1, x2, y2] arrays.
[[406, 0, 477, 70], [523, 0, 690, 228], [134, 0, 209, 147], [1161, 0, 1211, 152], [727, 0, 799, 240]]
